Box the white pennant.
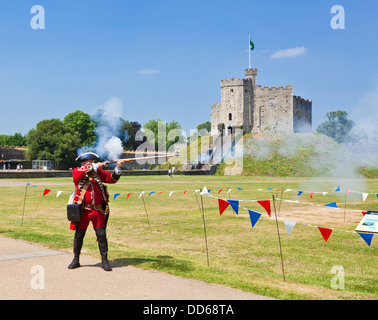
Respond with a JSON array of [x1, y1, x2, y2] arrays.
[[56, 191, 63, 198], [322, 192, 328, 196], [200, 186, 208, 195], [139, 191, 145, 199], [169, 191, 175, 197], [227, 189, 233, 195], [362, 193, 369, 202], [283, 220, 296, 235]]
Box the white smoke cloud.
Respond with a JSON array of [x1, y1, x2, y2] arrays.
[[77, 97, 124, 160]]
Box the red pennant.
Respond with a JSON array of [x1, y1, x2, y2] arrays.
[[346, 191, 352, 195], [127, 193, 133, 199], [362, 211, 367, 216], [158, 191, 164, 195], [257, 200, 271, 217], [218, 189, 223, 194], [184, 190, 188, 194], [218, 199, 230, 215], [42, 189, 51, 196], [310, 192, 315, 199], [318, 227, 333, 242]]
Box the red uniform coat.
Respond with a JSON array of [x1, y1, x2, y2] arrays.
[[69, 165, 120, 231], [72, 165, 118, 206]]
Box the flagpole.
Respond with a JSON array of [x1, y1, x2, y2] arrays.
[[249, 35, 251, 69]]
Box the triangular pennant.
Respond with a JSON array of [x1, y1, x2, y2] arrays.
[[257, 200, 271, 217], [362, 211, 367, 216], [358, 233, 374, 246], [248, 210, 261, 228], [237, 188, 243, 191], [200, 187, 208, 195], [139, 191, 145, 198], [346, 190, 352, 195], [148, 192, 155, 197], [169, 191, 175, 197], [158, 191, 164, 195], [322, 192, 328, 196], [362, 193, 369, 202], [335, 185, 340, 192], [227, 189, 233, 195], [227, 200, 239, 215], [218, 199, 230, 215], [310, 192, 315, 199], [114, 193, 121, 199], [318, 227, 333, 242], [208, 189, 211, 193], [324, 202, 338, 208], [218, 189, 223, 194], [285, 189, 292, 192], [42, 189, 51, 196], [56, 191, 63, 198], [127, 193, 133, 199], [184, 190, 188, 194], [297, 191, 303, 196], [283, 220, 296, 235]]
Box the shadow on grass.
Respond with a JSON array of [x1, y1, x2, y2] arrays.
[[113, 255, 194, 272]]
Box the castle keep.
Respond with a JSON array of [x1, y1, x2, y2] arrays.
[[211, 68, 312, 135]]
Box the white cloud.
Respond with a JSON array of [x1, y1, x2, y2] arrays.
[[270, 46, 307, 59], [136, 69, 160, 75]]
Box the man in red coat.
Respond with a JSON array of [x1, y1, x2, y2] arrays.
[[68, 152, 125, 271]]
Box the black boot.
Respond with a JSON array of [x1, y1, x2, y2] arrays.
[[68, 228, 86, 269], [95, 227, 112, 271]]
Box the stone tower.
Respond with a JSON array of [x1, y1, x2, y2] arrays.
[[211, 68, 312, 136]]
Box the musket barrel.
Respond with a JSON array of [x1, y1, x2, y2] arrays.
[[104, 154, 178, 165]]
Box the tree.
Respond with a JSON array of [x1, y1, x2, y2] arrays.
[[142, 119, 184, 151], [316, 110, 354, 143], [119, 120, 142, 150], [63, 110, 96, 147], [0, 133, 27, 147], [26, 119, 81, 169], [197, 121, 211, 133]]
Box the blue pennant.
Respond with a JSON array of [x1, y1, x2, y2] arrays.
[[248, 210, 261, 228], [227, 200, 239, 215]]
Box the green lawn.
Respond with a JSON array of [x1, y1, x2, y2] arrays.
[[0, 175, 377, 300]]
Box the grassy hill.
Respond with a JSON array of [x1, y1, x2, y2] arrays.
[[215, 133, 378, 178]]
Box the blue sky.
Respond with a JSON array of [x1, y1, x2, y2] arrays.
[[0, 0, 377, 136]]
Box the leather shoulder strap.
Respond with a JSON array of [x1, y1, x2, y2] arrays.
[[76, 177, 92, 205]]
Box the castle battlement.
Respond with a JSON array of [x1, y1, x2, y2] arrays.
[[255, 84, 293, 91], [220, 77, 250, 87], [293, 95, 312, 103]]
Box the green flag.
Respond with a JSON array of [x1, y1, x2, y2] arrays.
[[250, 40, 254, 51]]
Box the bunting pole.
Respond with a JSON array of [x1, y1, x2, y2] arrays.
[[21, 182, 28, 225], [200, 194, 210, 267], [272, 195, 286, 282], [141, 193, 151, 227], [278, 187, 285, 217]]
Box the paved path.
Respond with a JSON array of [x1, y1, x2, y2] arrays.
[[0, 235, 273, 300]]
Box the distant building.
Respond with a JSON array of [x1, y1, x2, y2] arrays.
[[211, 68, 312, 135]]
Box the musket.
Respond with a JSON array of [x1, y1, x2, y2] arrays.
[[103, 154, 179, 166]]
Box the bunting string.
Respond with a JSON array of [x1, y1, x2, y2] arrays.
[[23, 183, 376, 247]]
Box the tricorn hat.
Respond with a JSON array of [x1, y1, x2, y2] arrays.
[[75, 152, 99, 162]]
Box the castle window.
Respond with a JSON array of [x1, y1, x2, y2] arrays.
[[230, 89, 234, 93], [229, 113, 232, 121], [269, 98, 275, 104]]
